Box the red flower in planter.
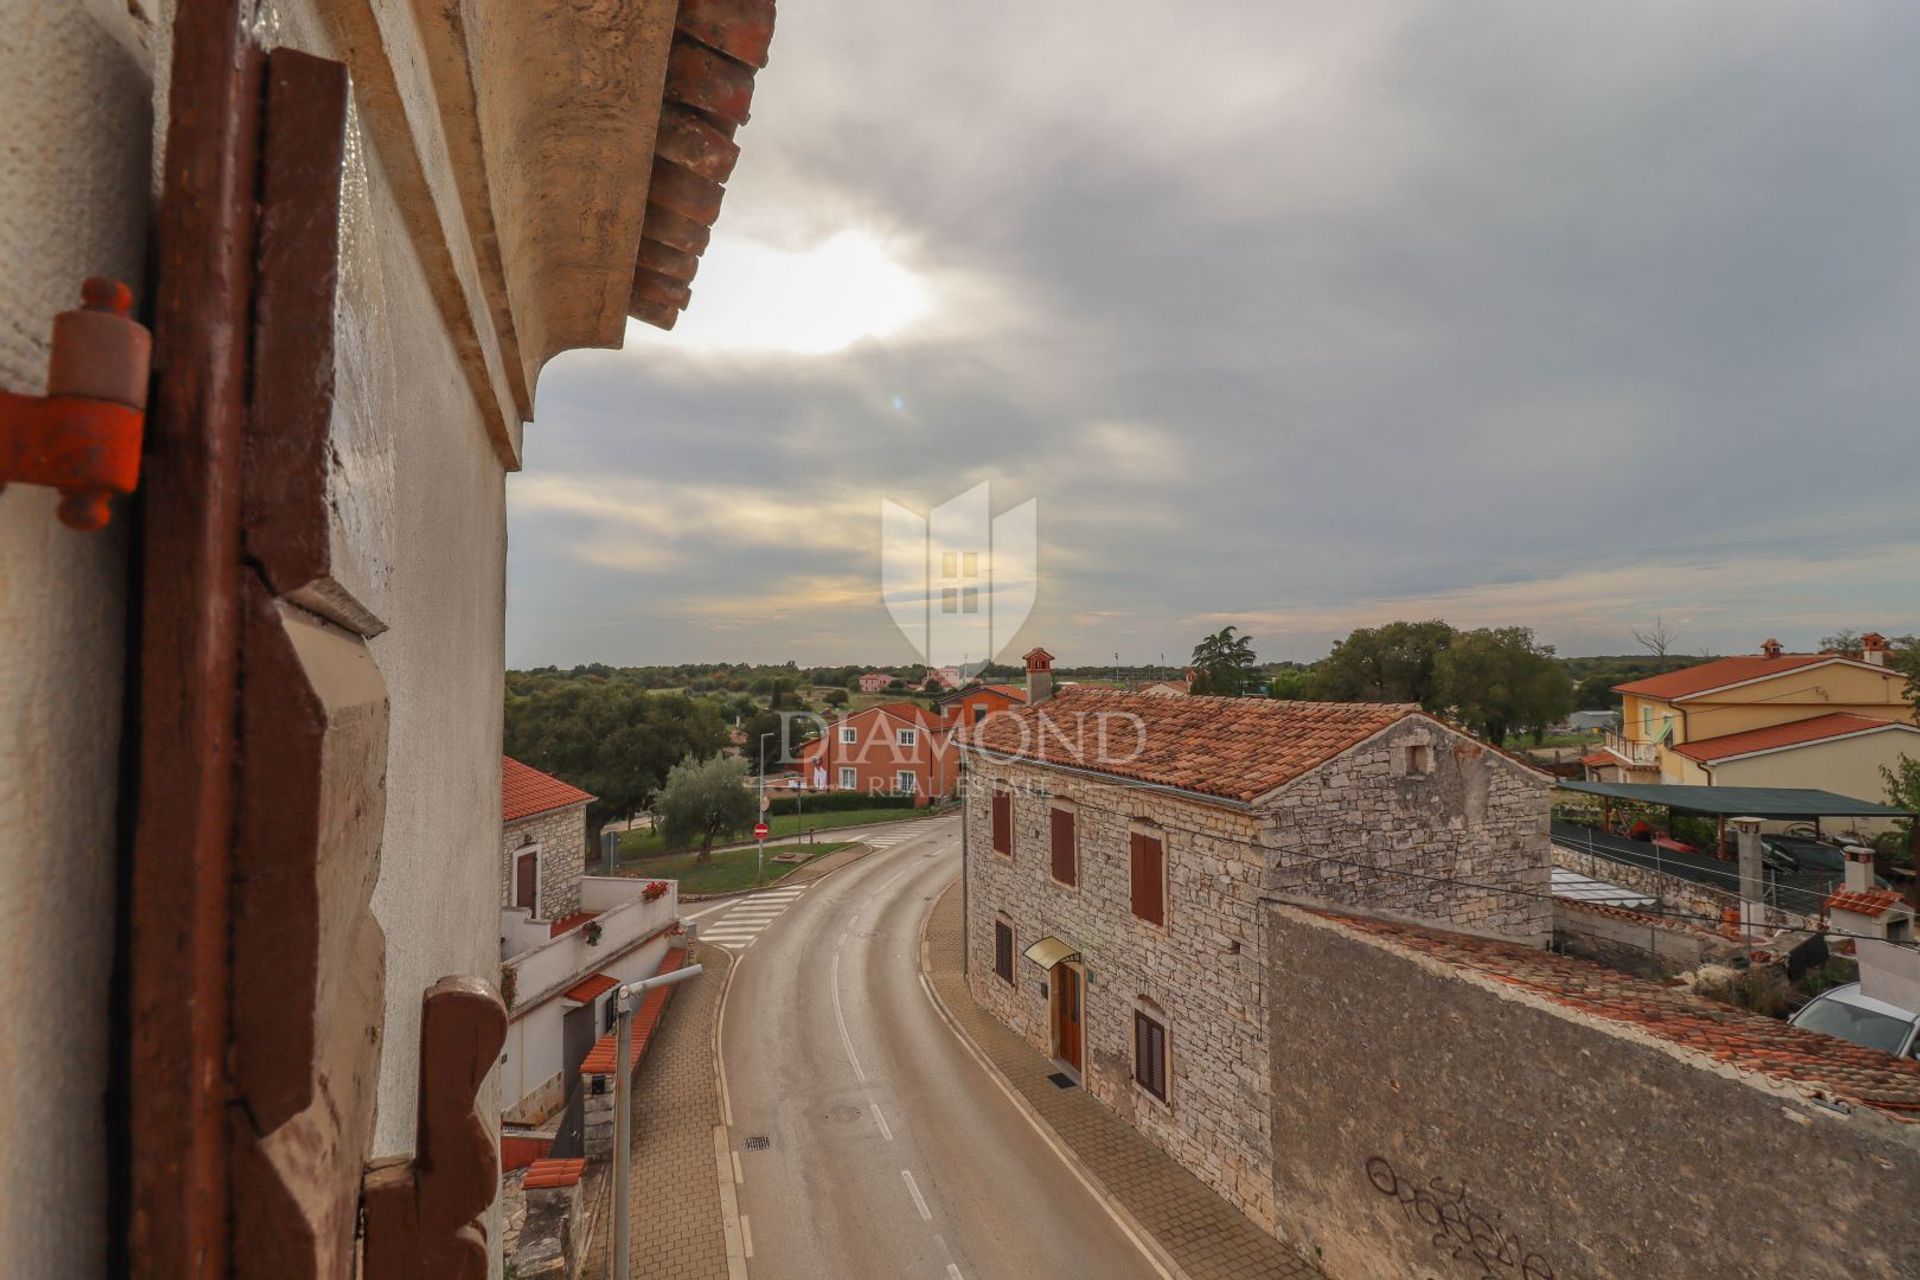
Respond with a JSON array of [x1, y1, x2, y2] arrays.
[[642, 880, 670, 903]]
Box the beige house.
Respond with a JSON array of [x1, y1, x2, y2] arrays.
[[2, 1, 775, 1274], [958, 656, 1550, 1231], [1587, 637, 1914, 800]]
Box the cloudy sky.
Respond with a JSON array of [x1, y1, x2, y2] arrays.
[[507, 1, 1920, 670]]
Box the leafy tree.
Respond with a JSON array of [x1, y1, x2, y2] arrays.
[[504, 682, 729, 856], [823, 688, 849, 708], [1432, 626, 1573, 745], [1189, 626, 1258, 696], [1574, 673, 1619, 711], [1310, 620, 1455, 708], [1820, 629, 1864, 655], [1266, 667, 1315, 700], [654, 754, 757, 863]]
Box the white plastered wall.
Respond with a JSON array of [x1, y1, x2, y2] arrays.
[[0, 3, 156, 1275]]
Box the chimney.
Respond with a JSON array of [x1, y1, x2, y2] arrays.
[[1862, 632, 1889, 667], [1760, 637, 1784, 658], [1024, 646, 1055, 704], [1844, 844, 1876, 895]]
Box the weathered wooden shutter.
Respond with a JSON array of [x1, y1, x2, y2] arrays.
[[1050, 807, 1076, 886], [1130, 832, 1164, 926], [994, 921, 1013, 982]]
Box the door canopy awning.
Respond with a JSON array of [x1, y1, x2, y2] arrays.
[[1023, 936, 1081, 969]]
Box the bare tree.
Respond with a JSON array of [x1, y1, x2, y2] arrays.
[[1631, 614, 1680, 659]]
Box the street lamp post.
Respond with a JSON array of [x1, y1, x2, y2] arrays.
[[612, 963, 705, 1280]]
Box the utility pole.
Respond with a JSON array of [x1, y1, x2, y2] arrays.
[[757, 730, 775, 886], [612, 963, 705, 1280]]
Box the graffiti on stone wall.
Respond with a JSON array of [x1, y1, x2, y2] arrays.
[[1364, 1156, 1558, 1280]]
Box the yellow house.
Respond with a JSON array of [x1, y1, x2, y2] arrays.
[[1585, 636, 1917, 811]]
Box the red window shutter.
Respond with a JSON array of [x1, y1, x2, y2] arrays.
[[1130, 832, 1164, 926], [994, 921, 1013, 983], [1050, 808, 1076, 886], [991, 791, 1010, 854], [1134, 1012, 1167, 1101]]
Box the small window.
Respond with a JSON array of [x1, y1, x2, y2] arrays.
[[1404, 744, 1431, 776], [1050, 807, 1077, 887], [897, 770, 917, 794], [1130, 831, 1165, 927], [897, 727, 917, 747], [972, 705, 986, 724], [1134, 1010, 1168, 1102], [837, 766, 857, 789], [840, 726, 858, 745], [991, 790, 1012, 855], [994, 920, 1014, 984]]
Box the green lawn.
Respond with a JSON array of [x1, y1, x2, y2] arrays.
[[612, 841, 851, 895], [616, 806, 935, 858]]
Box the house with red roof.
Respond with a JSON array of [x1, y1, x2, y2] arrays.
[[936, 679, 1028, 732], [793, 702, 956, 802], [958, 648, 1552, 1233], [1584, 636, 1917, 817], [857, 670, 901, 693], [498, 757, 685, 1133]]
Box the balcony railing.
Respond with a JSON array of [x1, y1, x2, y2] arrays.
[[1600, 730, 1660, 767], [502, 878, 679, 1014]]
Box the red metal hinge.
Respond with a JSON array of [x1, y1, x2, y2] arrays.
[[0, 278, 150, 531]]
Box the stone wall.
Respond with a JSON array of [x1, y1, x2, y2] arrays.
[[1261, 719, 1551, 944], [505, 803, 588, 922], [964, 754, 1280, 1229], [1552, 898, 1738, 979], [1265, 906, 1920, 1280]]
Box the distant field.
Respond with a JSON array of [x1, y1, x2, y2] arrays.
[[613, 841, 853, 895]]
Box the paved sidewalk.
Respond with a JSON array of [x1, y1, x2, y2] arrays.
[[582, 941, 734, 1280], [923, 883, 1328, 1280]]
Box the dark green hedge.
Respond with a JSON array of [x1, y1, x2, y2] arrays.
[[764, 791, 919, 817]]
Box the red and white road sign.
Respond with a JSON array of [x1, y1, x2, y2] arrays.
[[753, 821, 770, 840]]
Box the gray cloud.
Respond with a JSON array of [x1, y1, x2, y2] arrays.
[[508, 1, 1920, 668]]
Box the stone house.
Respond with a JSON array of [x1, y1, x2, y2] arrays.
[[958, 653, 1551, 1232], [1, 0, 777, 1273], [502, 756, 594, 929]]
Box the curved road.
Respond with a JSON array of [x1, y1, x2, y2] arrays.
[[718, 815, 1164, 1280]]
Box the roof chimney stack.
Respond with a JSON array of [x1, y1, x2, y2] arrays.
[[1862, 632, 1890, 667], [1844, 844, 1876, 895], [1760, 637, 1784, 658], [1024, 647, 1055, 705]]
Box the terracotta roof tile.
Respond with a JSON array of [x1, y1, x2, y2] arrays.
[[1673, 713, 1917, 763], [963, 688, 1423, 803], [630, 0, 776, 330], [564, 972, 620, 1004], [503, 755, 595, 823], [522, 1157, 587, 1190], [1825, 889, 1910, 919], [1614, 653, 1875, 700], [548, 910, 598, 939], [579, 947, 689, 1076], [1309, 909, 1920, 1119]]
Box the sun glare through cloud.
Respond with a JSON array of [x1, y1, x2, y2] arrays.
[[628, 228, 932, 356]]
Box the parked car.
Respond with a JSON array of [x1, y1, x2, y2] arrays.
[[1789, 984, 1920, 1059]]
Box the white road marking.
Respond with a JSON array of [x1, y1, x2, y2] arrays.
[[740, 1213, 754, 1258], [691, 886, 810, 951], [830, 952, 867, 1081], [872, 1102, 893, 1142], [901, 1169, 932, 1221], [948, 1266, 965, 1280], [732, 1149, 743, 1184]]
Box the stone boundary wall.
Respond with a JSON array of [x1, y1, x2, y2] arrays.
[[1265, 905, 1920, 1280], [1552, 898, 1738, 979], [1549, 840, 1816, 933]]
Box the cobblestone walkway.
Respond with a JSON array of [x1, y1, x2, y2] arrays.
[[582, 941, 734, 1280], [923, 882, 1329, 1280]]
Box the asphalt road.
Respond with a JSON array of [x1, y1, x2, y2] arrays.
[[719, 814, 1164, 1280]]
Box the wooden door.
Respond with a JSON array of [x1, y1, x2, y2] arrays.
[[1053, 963, 1082, 1073], [516, 850, 539, 911]]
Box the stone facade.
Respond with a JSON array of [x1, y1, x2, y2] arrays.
[[962, 712, 1551, 1236], [505, 802, 588, 923], [1260, 718, 1550, 943]]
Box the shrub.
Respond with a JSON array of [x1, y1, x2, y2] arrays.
[[765, 791, 918, 817]]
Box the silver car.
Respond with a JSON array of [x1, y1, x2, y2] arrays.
[[1789, 983, 1920, 1060]]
